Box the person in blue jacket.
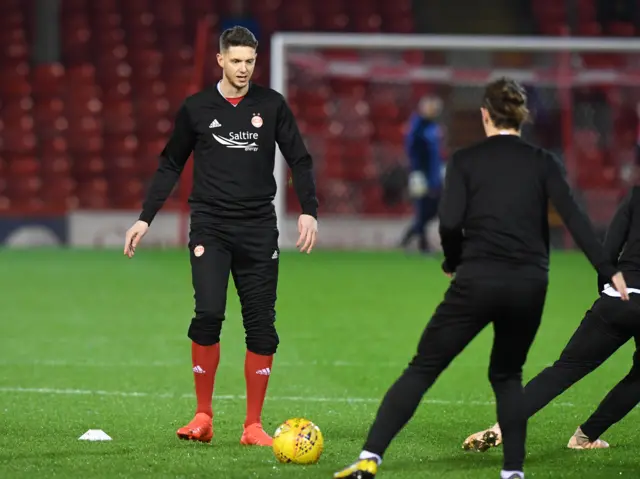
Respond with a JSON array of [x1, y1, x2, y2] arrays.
[[400, 95, 445, 253]]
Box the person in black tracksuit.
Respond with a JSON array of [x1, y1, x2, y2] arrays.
[[333, 77, 628, 479], [463, 186, 640, 452], [123, 26, 318, 446]]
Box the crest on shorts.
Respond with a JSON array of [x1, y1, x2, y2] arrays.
[[251, 113, 263, 128], [194, 245, 205, 257]]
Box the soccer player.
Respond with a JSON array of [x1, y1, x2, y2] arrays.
[[122, 26, 318, 446], [333, 77, 628, 479], [399, 95, 445, 253], [463, 186, 640, 453]]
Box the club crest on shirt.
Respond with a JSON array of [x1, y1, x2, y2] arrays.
[[251, 113, 263, 128], [194, 245, 205, 257]]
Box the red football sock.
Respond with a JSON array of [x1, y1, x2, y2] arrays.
[[244, 351, 273, 427], [191, 342, 220, 418]]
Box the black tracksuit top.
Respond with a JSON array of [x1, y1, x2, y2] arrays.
[[439, 134, 618, 281], [138, 82, 318, 226]]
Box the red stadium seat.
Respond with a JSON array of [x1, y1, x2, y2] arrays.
[[32, 64, 66, 98], [577, 0, 597, 22], [73, 156, 106, 179], [106, 154, 140, 177], [606, 22, 636, 37], [576, 21, 602, 36], [379, 0, 412, 15], [6, 173, 41, 200], [76, 177, 109, 208], [41, 154, 73, 178], [7, 155, 40, 177], [40, 173, 77, 208], [103, 135, 139, 157]]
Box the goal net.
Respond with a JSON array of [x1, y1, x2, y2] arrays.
[[270, 33, 640, 250]]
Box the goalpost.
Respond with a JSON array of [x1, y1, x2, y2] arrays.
[[270, 33, 640, 250]]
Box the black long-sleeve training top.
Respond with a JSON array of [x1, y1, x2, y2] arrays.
[[598, 186, 640, 291], [138, 83, 318, 226], [438, 134, 618, 281]]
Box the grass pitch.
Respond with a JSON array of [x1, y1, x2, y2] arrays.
[[0, 249, 638, 478]]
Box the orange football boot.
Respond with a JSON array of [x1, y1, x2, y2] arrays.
[[240, 423, 273, 446], [176, 412, 213, 443]]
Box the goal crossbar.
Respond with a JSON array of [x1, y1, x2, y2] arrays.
[[271, 32, 640, 53]]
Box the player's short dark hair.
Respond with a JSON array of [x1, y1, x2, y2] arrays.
[[219, 26, 258, 52], [482, 77, 530, 130]]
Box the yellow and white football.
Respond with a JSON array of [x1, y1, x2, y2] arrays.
[[272, 418, 324, 465]]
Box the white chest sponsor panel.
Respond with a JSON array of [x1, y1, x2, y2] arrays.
[[212, 131, 259, 152]]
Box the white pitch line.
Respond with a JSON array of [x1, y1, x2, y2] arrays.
[[0, 359, 557, 369], [0, 386, 576, 408], [0, 359, 408, 368]]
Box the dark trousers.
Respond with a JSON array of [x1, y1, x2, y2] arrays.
[[520, 294, 640, 440], [401, 194, 440, 251], [363, 276, 547, 472], [187, 224, 280, 355]]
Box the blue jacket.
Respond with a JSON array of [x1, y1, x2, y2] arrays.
[[405, 113, 443, 191]]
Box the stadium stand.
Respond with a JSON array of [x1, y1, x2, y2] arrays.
[[0, 0, 634, 215]]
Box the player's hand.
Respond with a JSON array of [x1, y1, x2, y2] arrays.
[[610, 272, 629, 301], [441, 260, 455, 279], [296, 214, 317, 254], [408, 171, 428, 198], [124, 220, 149, 258]]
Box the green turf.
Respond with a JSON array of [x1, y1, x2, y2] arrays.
[[0, 249, 638, 478]]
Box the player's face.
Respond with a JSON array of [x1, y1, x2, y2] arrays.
[[217, 46, 257, 89], [418, 97, 442, 120]]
